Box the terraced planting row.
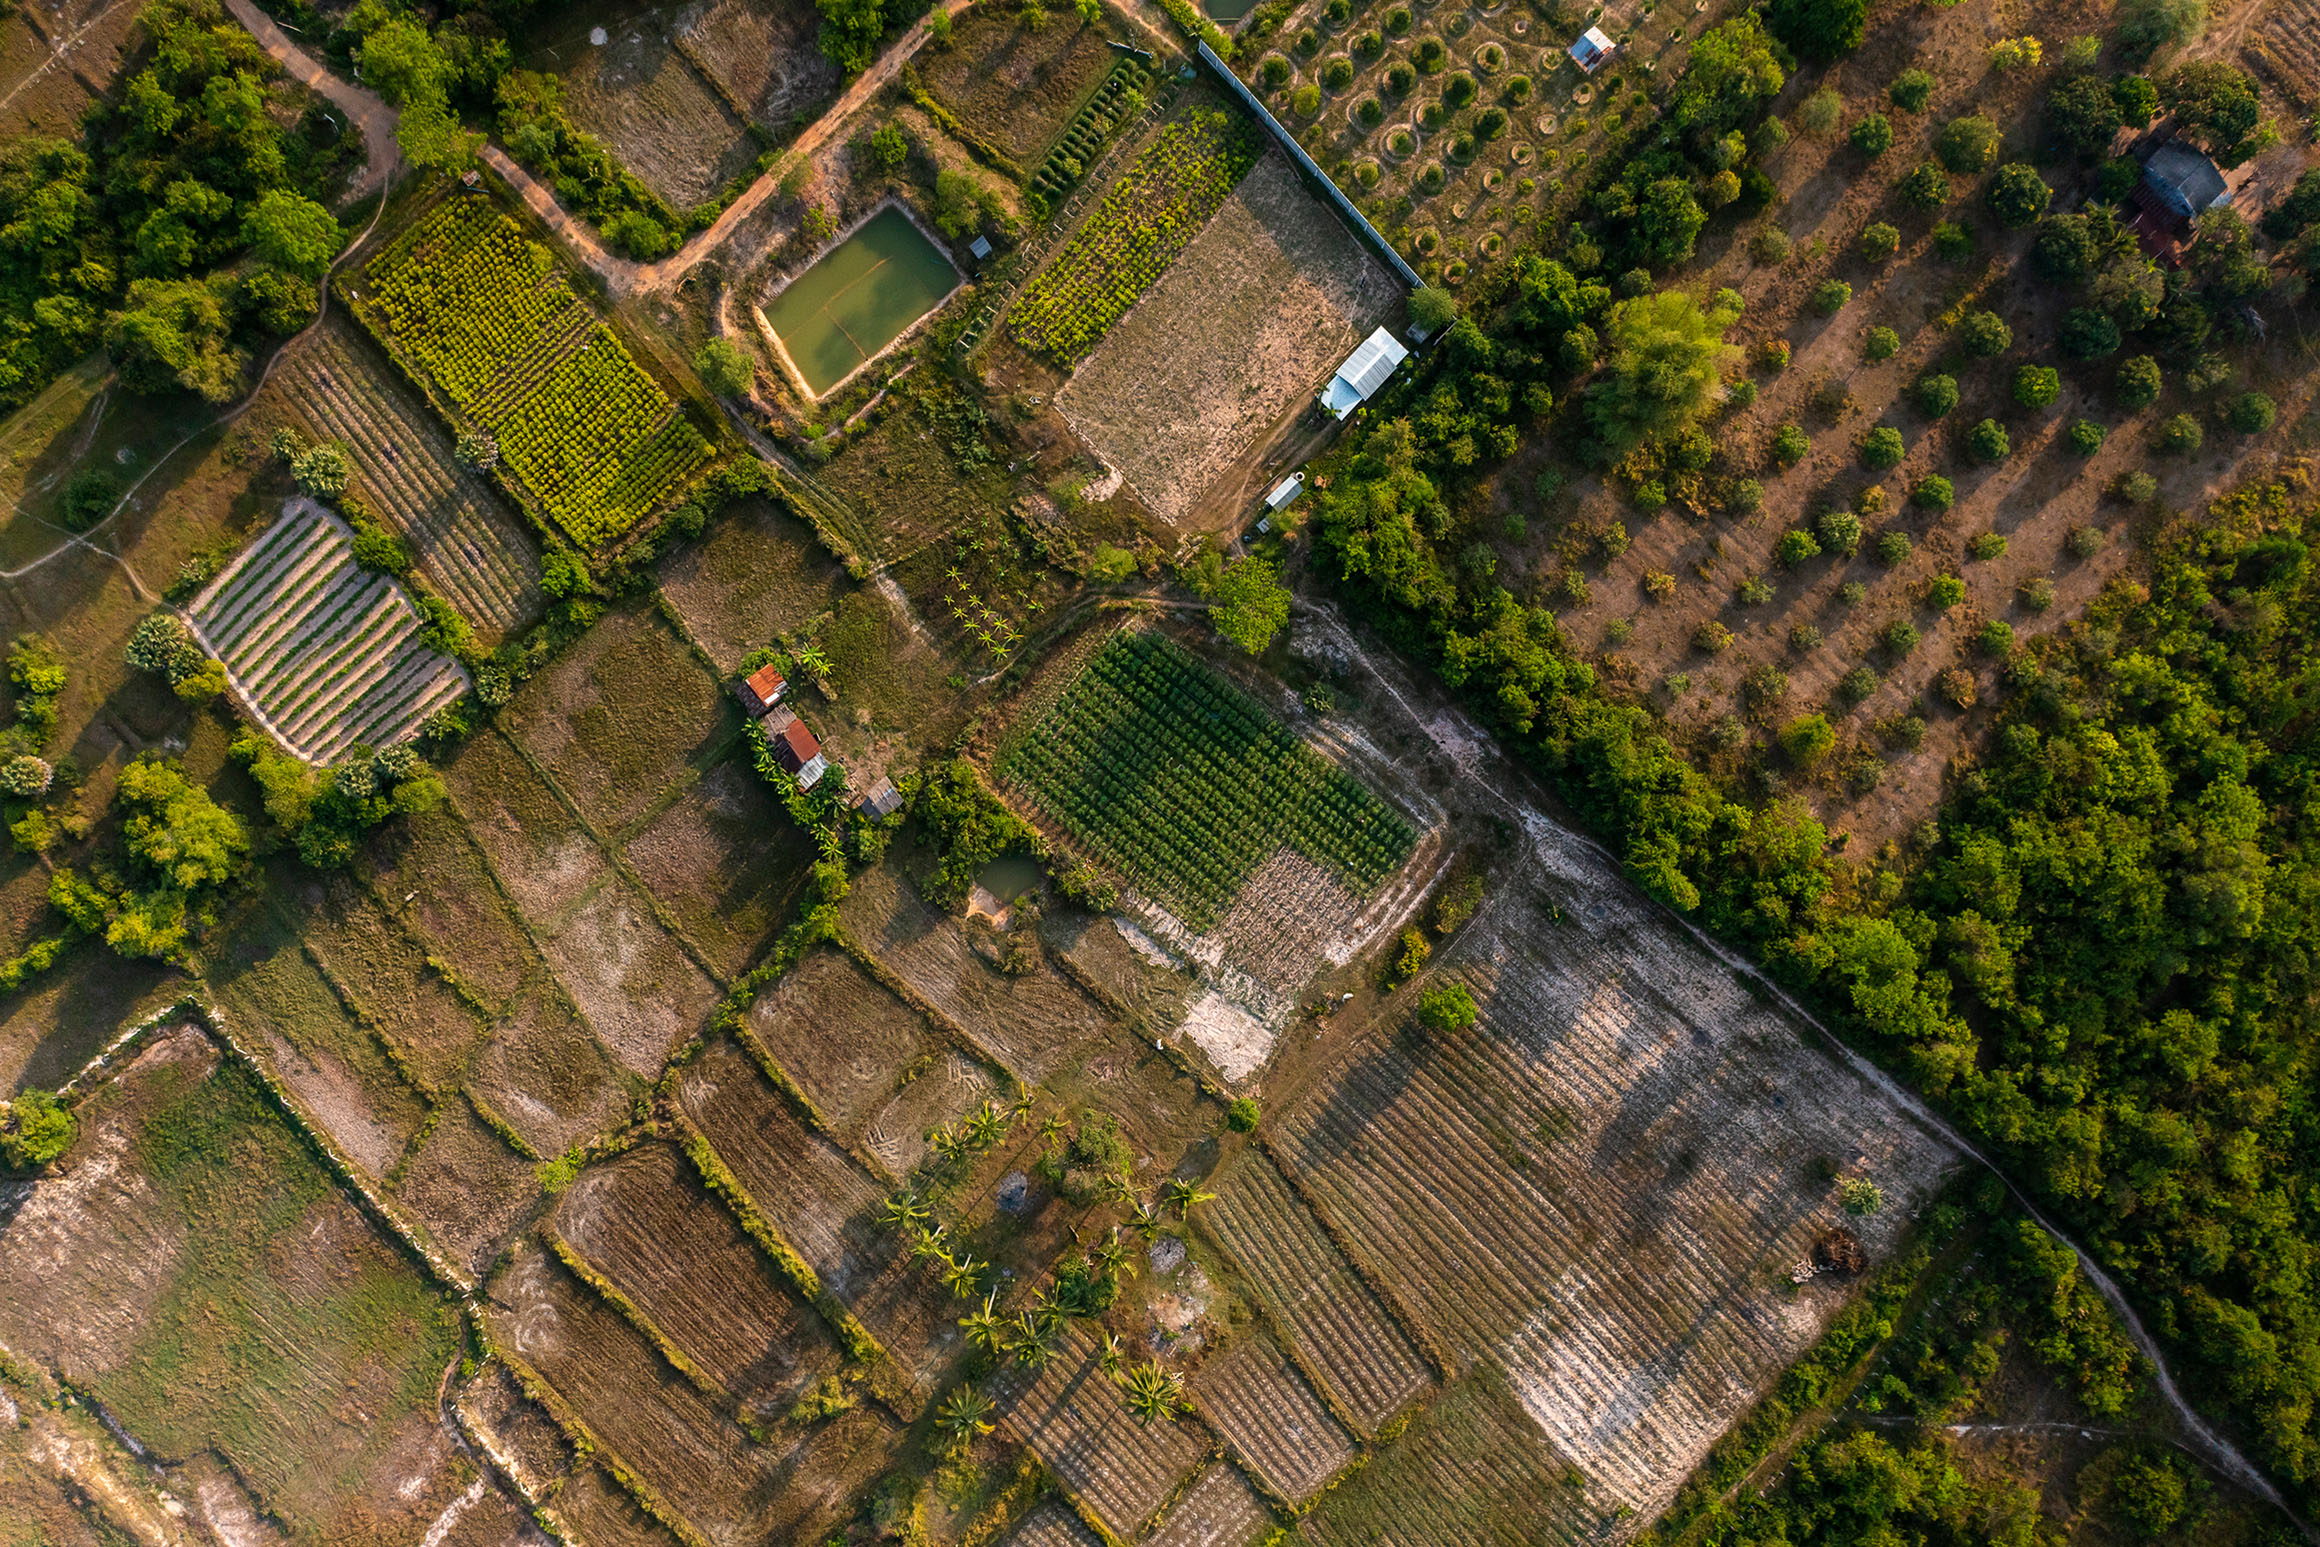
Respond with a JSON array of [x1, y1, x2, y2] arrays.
[[492, 1242, 897, 1544], [1302, 1368, 1595, 1547], [284, 320, 542, 635], [1269, 854, 1955, 1510], [187, 503, 468, 763], [988, 1327, 1210, 1536], [552, 1143, 845, 1421], [999, 628, 1416, 930], [1145, 1462, 1272, 1547], [1189, 1333, 1354, 1503], [1007, 108, 1263, 364], [674, 1040, 954, 1387], [353, 197, 716, 550], [1200, 1152, 1431, 1431]]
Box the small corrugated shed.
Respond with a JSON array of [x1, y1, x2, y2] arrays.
[[2143, 142, 2228, 220], [1265, 471, 1304, 510], [1570, 26, 1615, 73], [858, 775, 903, 818], [1321, 327, 1411, 419], [736, 661, 787, 716]]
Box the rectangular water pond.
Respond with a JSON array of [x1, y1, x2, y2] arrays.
[[1203, 0, 1257, 20], [762, 205, 960, 397]]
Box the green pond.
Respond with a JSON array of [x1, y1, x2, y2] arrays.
[[1203, 0, 1257, 19], [763, 205, 959, 397]]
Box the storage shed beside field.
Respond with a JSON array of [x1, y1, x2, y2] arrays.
[[1570, 26, 1616, 73], [763, 706, 830, 789], [736, 661, 787, 716], [1321, 328, 1410, 420]]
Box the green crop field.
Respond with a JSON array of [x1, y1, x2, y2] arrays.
[[352, 197, 715, 550], [998, 629, 1413, 926], [1006, 108, 1262, 364]]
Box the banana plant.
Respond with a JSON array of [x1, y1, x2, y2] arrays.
[[959, 1292, 1007, 1357], [1096, 1331, 1126, 1379], [942, 1253, 985, 1300], [935, 1384, 996, 1450], [1121, 1361, 1184, 1425], [1161, 1178, 1216, 1219], [878, 1191, 928, 1232]]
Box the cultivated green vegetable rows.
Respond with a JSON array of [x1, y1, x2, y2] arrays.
[[357, 199, 714, 550], [998, 630, 1414, 927], [1007, 110, 1262, 365]]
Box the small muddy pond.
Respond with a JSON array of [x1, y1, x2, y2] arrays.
[[761, 204, 959, 398], [1204, 0, 1258, 18], [976, 855, 1045, 902]]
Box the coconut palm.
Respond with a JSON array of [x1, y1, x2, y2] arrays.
[[1121, 1361, 1183, 1425], [1162, 1178, 1216, 1219], [935, 1384, 996, 1451], [1091, 1232, 1131, 1281], [1008, 1090, 1036, 1126], [1128, 1201, 1164, 1240], [878, 1191, 928, 1232], [966, 1101, 1006, 1147], [942, 1253, 985, 1300], [959, 1292, 1006, 1358], [1010, 1309, 1061, 1369]]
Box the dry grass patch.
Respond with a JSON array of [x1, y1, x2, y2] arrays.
[[622, 753, 819, 977], [744, 946, 950, 1134], [395, 1099, 539, 1274], [915, 5, 1119, 163], [1053, 152, 1398, 526], [440, 726, 609, 928], [552, 1141, 845, 1420], [469, 979, 637, 1158], [536, 872, 721, 1076], [305, 873, 490, 1090], [674, 0, 836, 129], [530, 13, 761, 208], [361, 803, 542, 1011], [501, 602, 731, 837], [653, 495, 848, 672]]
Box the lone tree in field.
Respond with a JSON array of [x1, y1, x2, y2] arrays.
[[1583, 289, 1743, 457], [1205, 555, 1291, 656], [0, 1088, 73, 1170], [1416, 982, 1479, 1033], [695, 338, 755, 396]]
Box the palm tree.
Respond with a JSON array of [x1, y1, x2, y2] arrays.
[[878, 1191, 927, 1232], [1100, 1168, 1139, 1211], [1121, 1361, 1183, 1425], [1162, 1179, 1216, 1219], [959, 1293, 1006, 1358], [1010, 1310, 1059, 1369], [1097, 1332, 1126, 1380], [1092, 1232, 1131, 1281], [942, 1253, 984, 1300], [931, 1124, 971, 1166], [1008, 1090, 1036, 1127], [1128, 1201, 1164, 1240], [909, 1227, 954, 1268], [935, 1384, 995, 1451], [966, 1101, 1006, 1148], [794, 643, 831, 681]]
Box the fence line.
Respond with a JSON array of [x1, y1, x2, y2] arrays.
[[1196, 40, 1422, 290]]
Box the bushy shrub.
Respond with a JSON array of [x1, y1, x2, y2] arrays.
[[1818, 508, 1864, 554], [2155, 412, 2204, 454], [1850, 114, 1894, 156], [1862, 425, 1906, 469], [1292, 84, 1321, 115], [1882, 618, 1921, 653], [2068, 525, 2107, 557], [1876, 529, 1913, 565], [1967, 530, 2009, 560], [1890, 69, 1935, 113], [2020, 576, 2056, 610], [1752, 226, 1793, 264], [2069, 419, 2107, 454], [1772, 423, 1811, 465], [2229, 391, 2277, 433], [1739, 575, 1776, 606], [1915, 374, 1960, 416], [1320, 55, 1355, 88], [1731, 477, 1766, 511], [1777, 529, 1822, 566], [1936, 114, 2001, 173], [2116, 469, 2159, 502], [1900, 162, 1951, 210], [1797, 87, 1843, 137], [1957, 310, 2012, 356], [1779, 713, 1836, 768], [1416, 982, 1479, 1033], [61, 470, 121, 532], [1859, 223, 1901, 261], [1927, 573, 1966, 608], [291, 442, 350, 498], [1840, 665, 1880, 702], [1913, 474, 1955, 509], [1789, 622, 1823, 651], [1988, 163, 2052, 226], [1938, 666, 1977, 709], [1694, 620, 1734, 652], [1840, 579, 1869, 604], [1811, 279, 1853, 314], [2116, 354, 2163, 408], [1864, 325, 1900, 361], [1225, 1097, 1261, 1132], [2061, 307, 2123, 360], [1932, 220, 1976, 261], [2014, 365, 2061, 408]]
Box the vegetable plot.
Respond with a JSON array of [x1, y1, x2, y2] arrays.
[[997, 629, 1414, 927], [1007, 109, 1262, 365], [353, 198, 714, 550], [186, 503, 469, 764]]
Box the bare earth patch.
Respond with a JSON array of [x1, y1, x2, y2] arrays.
[[1054, 151, 1399, 525]]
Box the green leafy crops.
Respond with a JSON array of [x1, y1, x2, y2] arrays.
[[356, 198, 713, 550], [1007, 109, 1262, 364], [998, 630, 1414, 927]]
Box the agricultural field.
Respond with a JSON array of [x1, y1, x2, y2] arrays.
[[278, 314, 544, 639], [0, 1027, 486, 1543], [525, 12, 764, 210], [653, 493, 849, 671], [349, 196, 717, 550], [997, 627, 1415, 929], [1054, 149, 1402, 524], [987, 1326, 1211, 1535], [915, 3, 1122, 166], [184, 500, 470, 765], [1240, 0, 1679, 289], [674, 0, 840, 129], [1007, 107, 1264, 363]]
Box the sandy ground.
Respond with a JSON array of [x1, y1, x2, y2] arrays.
[[1056, 150, 1402, 526]]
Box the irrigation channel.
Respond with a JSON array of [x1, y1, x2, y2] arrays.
[[759, 204, 961, 398], [1289, 598, 2313, 1538]]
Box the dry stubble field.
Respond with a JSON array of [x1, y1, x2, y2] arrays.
[[1054, 151, 1403, 526]]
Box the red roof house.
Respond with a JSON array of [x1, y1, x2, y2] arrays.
[[761, 706, 828, 789], [736, 662, 787, 716]]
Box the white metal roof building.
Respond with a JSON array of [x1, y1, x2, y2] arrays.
[[1570, 26, 1616, 73], [1265, 471, 1305, 510], [1321, 327, 1410, 420]]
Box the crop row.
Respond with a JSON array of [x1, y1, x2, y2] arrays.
[[1007, 110, 1262, 364], [189, 508, 466, 762], [1190, 1335, 1355, 1502], [359, 198, 713, 550], [997, 630, 1413, 926]]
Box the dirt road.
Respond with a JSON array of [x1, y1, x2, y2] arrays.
[[221, 0, 399, 199]]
